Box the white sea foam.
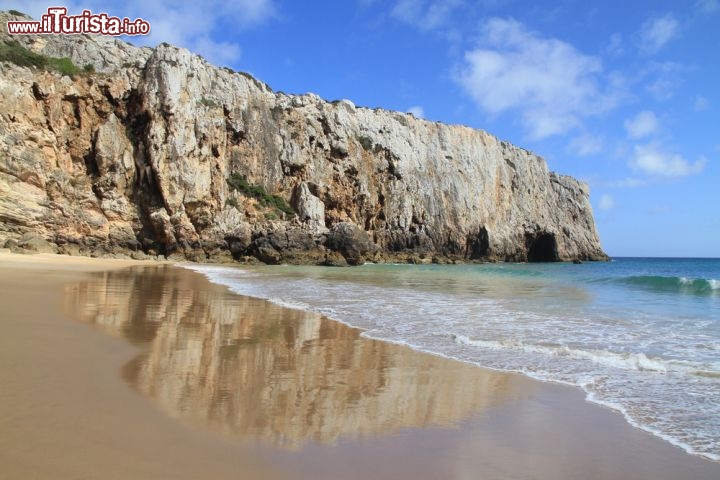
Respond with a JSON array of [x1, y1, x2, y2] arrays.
[[583, 389, 720, 463], [461, 335, 719, 375], [452, 334, 675, 373]]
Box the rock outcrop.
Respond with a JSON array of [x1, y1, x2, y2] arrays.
[[0, 11, 607, 264]]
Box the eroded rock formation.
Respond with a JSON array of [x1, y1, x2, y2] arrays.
[[0, 11, 607, 264]]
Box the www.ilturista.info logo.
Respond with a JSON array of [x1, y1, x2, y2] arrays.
[[7, 7, 151, 36]]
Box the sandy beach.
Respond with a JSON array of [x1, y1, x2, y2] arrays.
[[1, 251, 719, 480]]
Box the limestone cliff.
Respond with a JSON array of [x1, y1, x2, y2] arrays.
[[0, 11, 607, 264]]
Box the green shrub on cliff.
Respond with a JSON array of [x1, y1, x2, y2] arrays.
[[46, 57, 80, 76], [0, 40, 82, 76], [199, 96, 219, 108], [0, 40, 46, 69], [227, 173, 294, 215], [357, 135, 374, 151]]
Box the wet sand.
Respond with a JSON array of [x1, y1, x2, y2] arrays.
[[1, 252, 719, 479]]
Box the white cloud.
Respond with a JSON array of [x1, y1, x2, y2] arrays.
[[642, 61, 684, 101], [391, 0, 464, 31], [607, 177, 647, 188], [455, 18, 619, 140], [624, 110, 659, 139], [607, 33, 623, 55], [407, 106, 425, 118], [646, 205, 672, 216], [598, 194, 615, 210], [6, 0, 277, 66], [695, 0, 719, 14], [231, 0, 277, 25], [193, 36, 242, 65], [134, 0, 276, 65], [637, 14, 680, 54], [694, 96, 710, 111], [647, 78, 678, 101], [568, 134, 603, 156], [630, 143, 706, 177]]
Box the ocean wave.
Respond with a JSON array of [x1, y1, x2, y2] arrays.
[[450, 334, 720, 376], [615, 275, 720, 295]]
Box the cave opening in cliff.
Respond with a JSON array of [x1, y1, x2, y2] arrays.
[[466, 227, 490, 260], [526, 232, 559, 262]]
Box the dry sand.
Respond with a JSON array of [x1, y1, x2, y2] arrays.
[[1, 251, 719, 479]]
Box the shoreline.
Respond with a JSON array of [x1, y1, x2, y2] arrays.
[[184, 260, 720, 464], [1, 251, 719, 479]]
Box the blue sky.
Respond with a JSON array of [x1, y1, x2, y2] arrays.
[[11, 1, 720, 257]]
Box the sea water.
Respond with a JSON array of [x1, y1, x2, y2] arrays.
[[186, 258, 720, 461]]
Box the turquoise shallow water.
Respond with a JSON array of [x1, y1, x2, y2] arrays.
[[188, 258, 720, 461]]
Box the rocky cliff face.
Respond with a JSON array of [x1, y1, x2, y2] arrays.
[[0, 11, 607, 264]]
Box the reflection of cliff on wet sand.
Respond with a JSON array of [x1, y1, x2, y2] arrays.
[[64, 265, 523, 449]]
